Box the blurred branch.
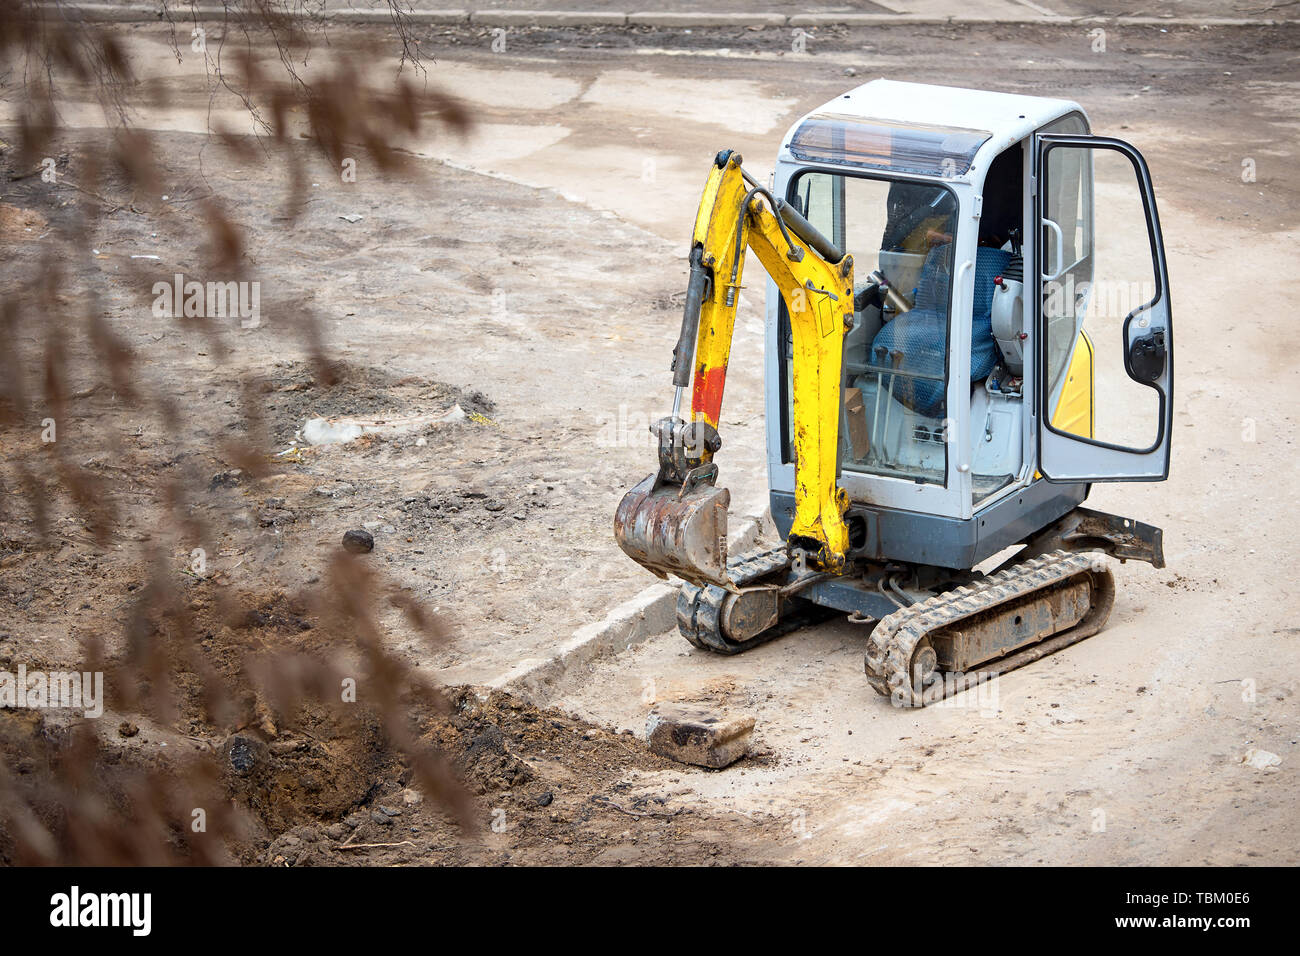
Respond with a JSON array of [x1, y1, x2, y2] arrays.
[[0, 0, 474, 864]]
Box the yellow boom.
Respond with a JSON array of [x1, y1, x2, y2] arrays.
[[615, 150, 856, 585]]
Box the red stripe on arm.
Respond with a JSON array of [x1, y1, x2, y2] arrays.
[[691, 364, 728, 426]]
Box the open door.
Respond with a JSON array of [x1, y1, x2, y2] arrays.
[[1034, 134, 1172, 481]]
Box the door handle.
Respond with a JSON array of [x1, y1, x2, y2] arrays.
[[1040, 218, 1065, 281], [1128, 328, 1166, 383]]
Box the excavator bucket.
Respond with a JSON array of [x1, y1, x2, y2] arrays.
[[614, 473, 731, 588]]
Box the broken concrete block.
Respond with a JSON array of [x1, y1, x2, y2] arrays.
[[646, 704, 755, 769]]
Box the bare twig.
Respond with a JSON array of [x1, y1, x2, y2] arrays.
[[591, 795, 684, 820], [54, 178, 142, 214], [334, 840, 415, 851]]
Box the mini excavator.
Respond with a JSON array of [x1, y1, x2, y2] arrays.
[[614, 80, 1173, 706]]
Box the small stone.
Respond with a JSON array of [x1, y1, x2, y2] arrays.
[[512, 511, 526, 521], [258, 506, 296, 527], [314, 482, 355, 498], [227, 735, 258, 774], [484, 498, 506, 512], [377, 805, 401, 817], [118, 721, 139, 738], [209, 469, 243, 489], [342, 529, 374, 554], [371, 810, 393, 826], [1242, 748, 1281, 770], [536, 791, 554, 807], [646, 704, 755, 769], [401, 788, 424, 806]]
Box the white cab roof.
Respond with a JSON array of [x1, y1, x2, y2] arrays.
[[835, 80, 1081, 139], [779, 79, 1087, 182]]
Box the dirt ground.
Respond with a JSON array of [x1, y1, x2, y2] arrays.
[[1, 18, 1298, 864]]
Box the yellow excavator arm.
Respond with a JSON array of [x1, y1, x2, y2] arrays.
[[615, 150, 856, 587]]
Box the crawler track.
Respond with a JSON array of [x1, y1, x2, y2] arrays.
[[677, 546, 833, 654], [863, 550, 1116, 707]]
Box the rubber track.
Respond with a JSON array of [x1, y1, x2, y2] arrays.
[[677, 546, 832, 655], [863, 549, 1115, 708]]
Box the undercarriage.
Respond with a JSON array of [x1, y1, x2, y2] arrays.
[[674, 507, 1163, 707]]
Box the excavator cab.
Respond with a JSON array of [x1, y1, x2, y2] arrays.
[[766, 84, 1173, 567], [615, 80, 1173, 705]]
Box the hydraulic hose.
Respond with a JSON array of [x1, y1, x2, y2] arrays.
[[671, 245, 709, 388], [726, 185, 847, 308]]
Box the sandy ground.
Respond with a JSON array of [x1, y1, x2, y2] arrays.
[[2, 17, 1297, 863], [422, 21, 1300, 864]]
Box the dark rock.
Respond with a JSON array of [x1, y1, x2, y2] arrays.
[[536, 791, 554, 807], [342, 529, 374, 554], [227, 735, 259, 774], [465, 725, 506, 760]]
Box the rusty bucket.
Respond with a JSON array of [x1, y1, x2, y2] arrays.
[[613, 473, 732, 588]]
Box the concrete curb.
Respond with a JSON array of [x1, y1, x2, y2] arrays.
[[47, 5, 1299, 29], [470, 9, 620, 27], [486, 514, 766, 705], [627, 11, 786, 28]]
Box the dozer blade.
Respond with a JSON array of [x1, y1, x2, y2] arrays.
[[614, 473, 732, 588]]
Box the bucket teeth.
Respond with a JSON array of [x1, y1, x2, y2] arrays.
[[614, 473, 731, 588]]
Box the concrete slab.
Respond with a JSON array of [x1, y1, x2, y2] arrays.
[[646, 702, 756, 768]]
